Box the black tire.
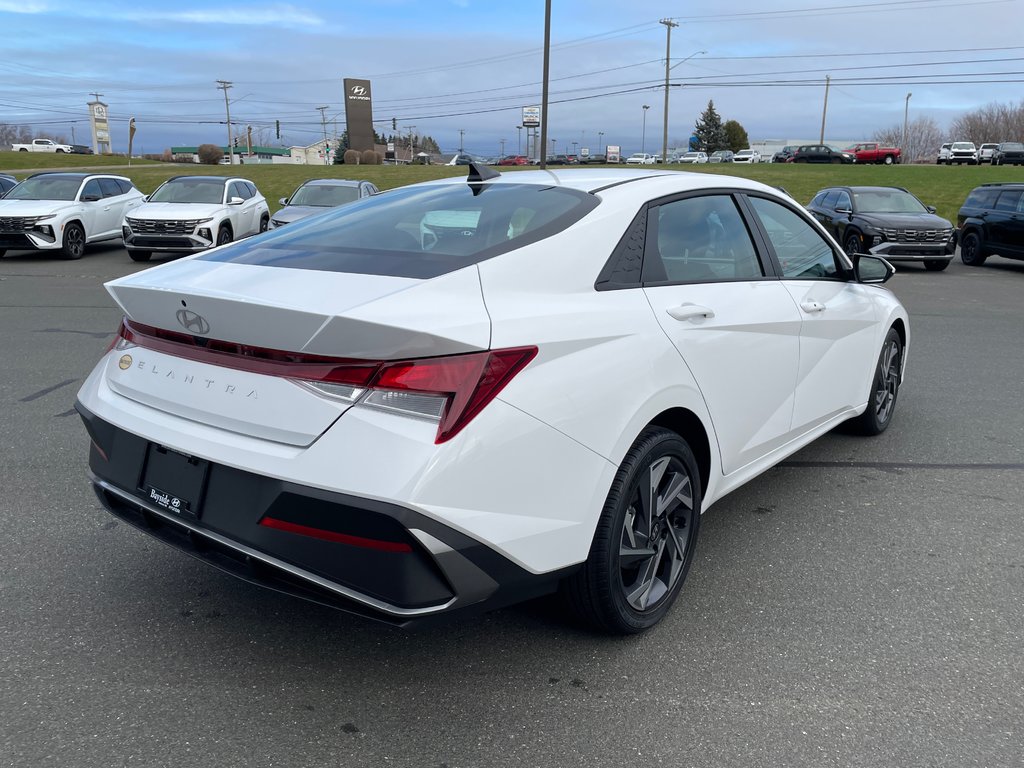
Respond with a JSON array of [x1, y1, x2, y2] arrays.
[[923, 259, 949, 271], [259, 215, 269, 233], [0, 249, 6, 258], [850, 327, 903, 436], [128, 250, 152, 262], [61, 222, 86, 260], [960, 231, 987, 266], [55, 148, 65, 153], [216, 225, 232, 246], [831, 156, 842, 164], [18, 148, 28, 152], [843, 231, 864, 256], [884, 154, 894, 165], [564, 426, 702, 634]]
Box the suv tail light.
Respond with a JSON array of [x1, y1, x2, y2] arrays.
[[116, 319, 536, 443]]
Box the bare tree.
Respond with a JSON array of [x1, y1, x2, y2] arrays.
[[0, 123, 33, 148], [950, 101, 1024, 144], [873, 116, 945, 163]]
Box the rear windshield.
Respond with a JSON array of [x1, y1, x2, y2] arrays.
[[201, 182, 599, 278], [289, 184, 360, 207]]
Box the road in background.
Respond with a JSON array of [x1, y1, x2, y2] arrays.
[[2, 246, 1021, 767]]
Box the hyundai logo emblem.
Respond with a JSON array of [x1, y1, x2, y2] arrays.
[[176, 309, 210, 335], [351, 86, 366, 96]]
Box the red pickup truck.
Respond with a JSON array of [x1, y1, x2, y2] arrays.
[[845, 143, 901, 164]]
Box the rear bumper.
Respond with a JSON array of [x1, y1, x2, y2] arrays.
[[79, 403, 569, 625]]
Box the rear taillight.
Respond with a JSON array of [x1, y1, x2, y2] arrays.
[[115, 319, 536, 443]]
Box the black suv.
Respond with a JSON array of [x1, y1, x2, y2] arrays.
[[957, 183, 1024, 266]]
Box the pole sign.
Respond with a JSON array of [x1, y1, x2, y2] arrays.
[[88, 101, 111, 154], [344, 78, 375, 152], [607, 144, 621, 163], [522, 106, 540, 128]]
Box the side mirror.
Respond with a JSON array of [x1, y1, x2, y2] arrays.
[[926, 205, 936, 213], [279, 197, 288, 205], [228, 196, 244, 205], [853, 253, 895, 284], [81, 193, 101, 202]]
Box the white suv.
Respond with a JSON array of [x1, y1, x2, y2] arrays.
[[978, 143, 999, 164], [0, 172, 145, 259], [625, 153, 657, 165], [941, 142, 978, 165], [122, 175, 270, 262]]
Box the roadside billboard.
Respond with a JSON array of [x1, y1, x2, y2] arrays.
[[522, 106, 540, 128], [607, 144, 621, 163]]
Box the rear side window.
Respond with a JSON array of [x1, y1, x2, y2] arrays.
[[994, 190, 1023, 212], [201, 183, 599, 278], [98, 178, 122, 198]]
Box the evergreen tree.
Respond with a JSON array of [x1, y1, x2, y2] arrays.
[[723, 120, 749, 153], [694, 100, 727, 152]]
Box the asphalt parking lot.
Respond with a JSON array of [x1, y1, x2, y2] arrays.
[[2, 245, 1022, 768]]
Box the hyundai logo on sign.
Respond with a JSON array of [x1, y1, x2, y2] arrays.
[[176, 309, 210, 335], [348, 84, 371, 102], [351, 86, 366, 96]]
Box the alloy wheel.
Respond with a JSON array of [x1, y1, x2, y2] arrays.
[[619, 455, 695, 611], [873, 337, 901, 425]]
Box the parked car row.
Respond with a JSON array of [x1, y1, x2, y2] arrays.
[[0, 173, 375, 261], [806, 180, 1024, 271], [936, 141, 1024, 165]]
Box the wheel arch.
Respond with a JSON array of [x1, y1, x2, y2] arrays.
[[63, 218, 86, 237], [646, 407, 711, 500]]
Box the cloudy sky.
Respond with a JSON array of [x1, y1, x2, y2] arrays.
[[2, 0, 1021, 156]]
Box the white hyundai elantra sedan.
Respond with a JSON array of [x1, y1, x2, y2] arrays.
[[76, 166, 908, 633]]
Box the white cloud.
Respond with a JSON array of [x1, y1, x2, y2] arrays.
[[0, 0, 49, 12]]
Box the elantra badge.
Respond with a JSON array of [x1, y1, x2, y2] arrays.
[[118, 354, 132, 370], [176, 309, 210, 335]]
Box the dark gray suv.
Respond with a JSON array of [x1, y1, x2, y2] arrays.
[[957, 183, 1024, 266]]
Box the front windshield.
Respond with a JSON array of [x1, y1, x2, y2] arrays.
[[1001, 143, 1024, 150], [852, 189, 927, 214], [952, 143, 974, 150], [5, 176, 81, 201], [289, 185, 360, 207], [148, 178, 226, 204]]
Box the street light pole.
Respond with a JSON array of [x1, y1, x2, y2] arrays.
[[599, 131, 604, 155], [517, 125, 523, 155], [642, 105, 650, 154], [540, 0, 552, 168], [659, 18, 678, 164], [903, 92, 912, 157]]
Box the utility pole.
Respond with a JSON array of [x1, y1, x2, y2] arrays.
[[903, 92, 912, 155], [216, 80, 234, 164], [517, 125, 522, 155], [500, 138, 506, 157], [599, 131, 604, 155], [660, 18, 678, 164], [408, 125, 416, 163], [539, 0, 552, 168], [819, 75, 831, 145], [459, 129, 465, 153], [317, 105, 329, 165]]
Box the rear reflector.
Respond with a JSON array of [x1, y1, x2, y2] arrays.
[[259, 516, 413, 553], [116, 319, 536, 443]]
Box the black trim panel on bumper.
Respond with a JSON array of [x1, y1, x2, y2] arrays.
[[78, 402, 569, 626]]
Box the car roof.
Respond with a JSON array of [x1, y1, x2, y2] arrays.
[[298, 179, 367, 188], [25, 172, 130, 181], [164, 175, 250, 184], [421, 167, 785, 197]]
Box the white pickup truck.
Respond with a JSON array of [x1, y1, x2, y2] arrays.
[[11, 138, 75, 153]]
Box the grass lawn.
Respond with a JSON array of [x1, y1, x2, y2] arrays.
[[0, 151, 161, 171], [3, 151, 1020, 221]]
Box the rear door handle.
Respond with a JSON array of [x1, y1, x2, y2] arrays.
[[667, 304, 715, 321], [800, 300, 826, 313]]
